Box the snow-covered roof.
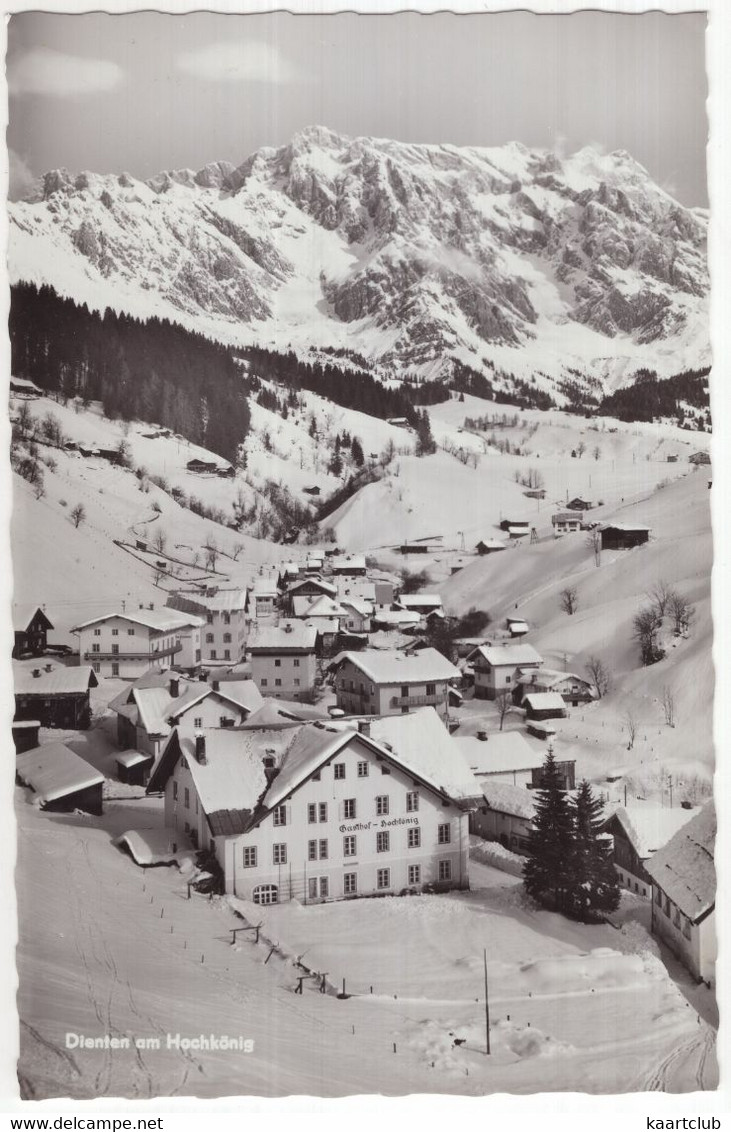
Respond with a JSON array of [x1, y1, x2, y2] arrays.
[[397, 595, 443, 609], [13, 604, 53, 632], [552, 511, 583, 524], [644, 801, 715, 921], [455, 731, 544, 775], [305, 617, 339, 634], [368, 709, 481, 802], [248, 621, 318, 652], [217, 680, 264, 714], [251, 576, 279, 596], [300, 595, 348, 618], [71, 609, 204, 633], [338, 596, 373, 616], [287, 577, 337, 596], [265, 726, 352, 809], [471, 644, 542, 667], [508, 620, 529, 634], [476, 539, 506, 550], [523, 693, 566, 711], [116, 749, 154, 768], [242, 699, 328, 727], [332, 555, 367, 571], [15, 665, 98, 696], [194, 589, 247, 612], [608, 805, 700, 860], [16, 742, 104, 803], [330, 648, 459, 685], [372, 610, 422, 626], [600, 524, 651, 533], [518, 667, 585, 687], [482, 781, 537, 820]]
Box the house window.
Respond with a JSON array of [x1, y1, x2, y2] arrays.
[[184, 788, 190, 809], [110, 644, 119, 655], [308, 804, 317, 824], [273, 843, 287, 865], [243, 846, 257, 868], [92, 662, 100, 674], [223, 613, 230, 625], [294, 679, 300, 687], [376, 831, 390, 853], [376, 795, 389, 816], [334, 763, 345, 780], [344, 872, 357, 896], [683, 916, 692, 940], [319, 877, 329, 898], [343, 799, 356, 819], [92, 643, 100, 653], [173, 781, 178, 800], [111, 662, 119, 677], [206, 614, 214, 624], [406, 791, 419, 812], [319, 839, 328, 860], [506, 676, 511, 684], [206, 634, 214, 644], [294, 659, 300, 668], [223, 633, 232, 644], [401, 686, 408, 698], [308, 878, 318, 900], [664, 895, 671, 917], [308, 840, 317, 860], [193, 716, 203, 729], [127, 628, 135, 636], [357, 761, 369, 777], [275, 679, 282, 687], [253, 884, 278, 905], [344, 835, 356, 857], [93, 629, 101, 636], [438, 860, 452, 881], [210, 650, 217, 660], [261, 679, 268, 687], [274, 659, 281, 668], [112, 628, 119, 636], [426, 683, 435, 696], [407, 827, 421, 849], [438, 823, 451, 844], [377, 868, 390, 890], [318, 803, 328, 822], [673, 907, 681, 929], [655, 887, 662, 907], [408, 864, 421, 886], [273, 805, 287, 827]]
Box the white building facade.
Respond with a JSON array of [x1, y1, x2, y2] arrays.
[[72, 610, 204, 679]]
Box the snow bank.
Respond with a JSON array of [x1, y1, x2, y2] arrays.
[[115, 827, 192, 866], [469, 835, 525, 877]]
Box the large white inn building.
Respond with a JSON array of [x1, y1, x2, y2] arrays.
[[147, 708, 480, 905]]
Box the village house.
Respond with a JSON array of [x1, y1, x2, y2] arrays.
[[468, 643, 542, 700], [14, 663, 98, 729], [551, 511, 583, 536], [645, 801, 716, 985], [13, 605, 54, 659], [523, 692, 567, 721], [337, 597, 372, 635], [331, 554, 367, 577], [248, 621, 318, 701], [506, 617, 529, 638], [17, 741, 105, 815], [283, 577, 338, 616], [516, 667, 595, 707], [71, 609, 204, 678], [109, 670, 264, 758], [396, 594, 444, 617], [599, 805, 700, 900], [475, 539, 507, 555], [499, 519, 530, 539], [167, 589, 248, 666], [12, 720, 41, 754], [329, 648, 460, 720], [455, 730, 574, 789], [371, 609, 422, 632], [688, 451, 711, 466], [249, 576, 279, 621], [567, 496, 593, 511], [146, 707, 478, 903], [600, 524, 651, 551], [277, 562, 301, 588], [305, 553, 324, 573], [470, 781, 536, 854]]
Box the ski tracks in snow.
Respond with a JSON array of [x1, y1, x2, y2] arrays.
[[638, 1024, 716, 1091]]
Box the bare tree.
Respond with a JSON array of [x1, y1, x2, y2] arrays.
[[70, 503, 86, 528], [585, 655, 610, 699], [668, 590, 695, 636], [585, 527, 601, 567], [633, 605, 664, 665], [647, 579, 673, 620], [576, 440, 586, 458], [593, 445, 601, 461], [661, 685, 676, 728], [152, 528, 167, 555], [232, 542, 245, 561], [559, 586, 578, 616], [495, 688, 513, 731], [205, 539, 219, 572], [624, 710, 638, 750]]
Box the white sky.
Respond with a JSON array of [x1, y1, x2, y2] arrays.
[[7, 9, 708, 206]]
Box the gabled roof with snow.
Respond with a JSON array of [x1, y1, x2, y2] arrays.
[[523, 692, 566, 711], [332, 555, 367, 571], [241, 699, 327, 728], [301, 595, 348, 618], [476, 539, 506, 550], [248, 621, 318, 652], [518, 667, 587, 687], [195, 589, 247, 612], [552, 511, 583, 524], [397, 594, 443, 609], [218, 680, 264, 714], [455, 731, 544, 775], [16, 742, 104, 803], [338, 596, 373, 616], [330, 648, 459, 685], [600, 523, 651, 533], [287, 577, 337, 596], [15, 665, 98, 696], [251, 576, 279, 596], [607, 805, 700, 860], [368, 709, 481, 801], [482, 780, 537, 820], [372, 609, 422, 625], [471, 643, 542, 667], [13, 605, 54, 633], [264, 726, 352, 809], [644, 801, 716, 921], [71, 609, 204, 633]]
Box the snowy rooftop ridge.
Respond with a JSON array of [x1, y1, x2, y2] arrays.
[[329, 648, 459, 685], [455, 731, 544, 776], [644, 800, 716, 921], [609, 804, 700, 860], [16, 742, 104, 804]]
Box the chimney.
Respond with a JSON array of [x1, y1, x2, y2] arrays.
[[212, 679, 220, 692], [169, 677, 180, 698], [148, 602, 154, 611], [263, 748, 279, 784], [284, 623, 293, 633], [477, 730, 488, 742], [194, 732, 207, 764], [32, 668, 41, 679], [358, 720, 371, 737], [44, 663, 53, 673]]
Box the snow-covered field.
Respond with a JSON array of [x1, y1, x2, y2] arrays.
[[15, 791, 716, 1099]]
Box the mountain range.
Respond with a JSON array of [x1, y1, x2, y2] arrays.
[[8, 125, 709, 397]]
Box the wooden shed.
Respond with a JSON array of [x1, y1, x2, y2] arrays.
[[16, 742, 104, 815]]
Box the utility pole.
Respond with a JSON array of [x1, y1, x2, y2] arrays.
[[668, 775, 673, 808], [483, 948, 491, 1055]]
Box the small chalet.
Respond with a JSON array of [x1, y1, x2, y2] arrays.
[[516, 667, 594, 706], [146, 708, 478, 902], [475, 540, 506, 555], [688, 451, 711, 466], [599, 805, 700, 901], [338, 597, 373, 635], [277, 562, 301, 587], [14, 664, 98, 730], [250, 577, 279, 621], [506, 617, 529, 638], [551, 511, 583, 536], [13, 605, 54, 659], [470, 782, 536, 854], [523, 692, 567, 721], [468, 643, 542, 701], [305, 553, 325, 573], [283, 577, 337, 615], [331, 555, 367, 577], [330, 648, 460, 720], [186, 458, 221, 474], [600, 524, 651, 551], [16, 742, 104, 815], [248, 621, 318, 700], [397, 594, 444, 617], [524, 488, 546, 500], [12, 720, 41, 753], [645, 801, 716, 985], [456, 731, 575, 790], [567, 497, 593, 511], [371, 609, 422, 631], [499, 519, 530, 538]]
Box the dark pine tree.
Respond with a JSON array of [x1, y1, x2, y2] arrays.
[[522, 749, 575, 914], [567, 781, 621, 920]]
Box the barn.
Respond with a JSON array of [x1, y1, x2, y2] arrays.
[[600, 524, 651, 550], [13, 605, 54, 659], [14, 664, 98, 730], [16, 742, 104, 815]]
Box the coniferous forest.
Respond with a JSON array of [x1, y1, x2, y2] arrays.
[[10, 283, 251, 463]]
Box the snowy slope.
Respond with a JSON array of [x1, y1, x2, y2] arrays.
[[9, 128, 709, 395]]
